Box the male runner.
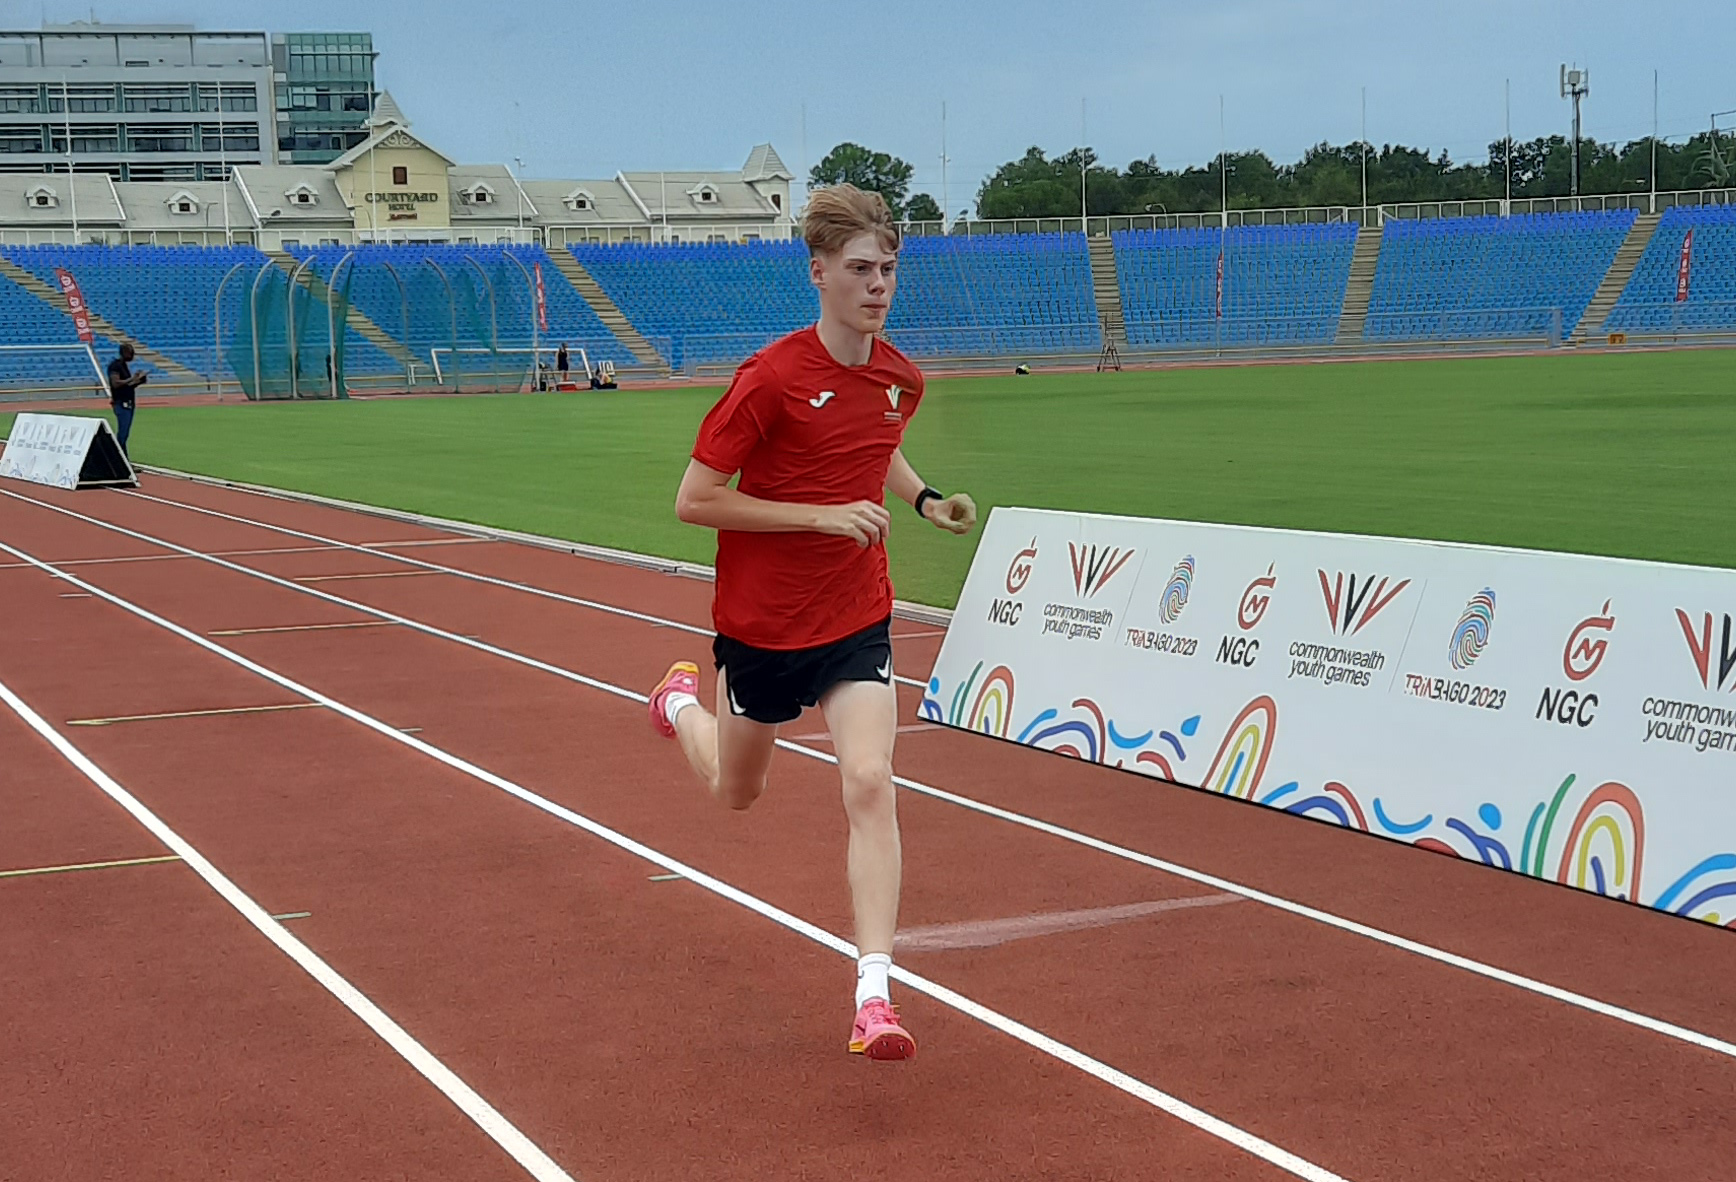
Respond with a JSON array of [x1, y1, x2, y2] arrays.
[[647, 184, 976, 1060]]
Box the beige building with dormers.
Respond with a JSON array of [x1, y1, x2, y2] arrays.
[[0, 92, 797, 248]]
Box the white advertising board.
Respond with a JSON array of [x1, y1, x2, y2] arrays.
[[926, 507, 1736, 927], [0, 413, 131, 490]]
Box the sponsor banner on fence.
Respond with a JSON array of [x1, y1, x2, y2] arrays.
[[926, 507, 1736, 927], [0, 413, 110, 489]]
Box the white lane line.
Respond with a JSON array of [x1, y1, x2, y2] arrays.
[[12, 487, 1736, 1064], [0, 534, 1348, 1182], [0, 542, 358, 572], [897, 894, 1245, 952], [117, 488, 933, 690], [0, 673, 576, 1182]]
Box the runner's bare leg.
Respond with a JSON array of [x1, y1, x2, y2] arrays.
[[674, 667, 777, 811], [821, 677, 901, 956]]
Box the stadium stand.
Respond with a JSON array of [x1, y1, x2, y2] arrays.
[[571, 234, 1100, 368], [1364, 211, 1635, 341], [1604, 205, 1736, 334], [0, 244, 261, 377], [1113, 224, 1357, 348], [0, 268, 118, 391]]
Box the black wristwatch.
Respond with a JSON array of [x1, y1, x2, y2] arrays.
[[914, 486, 942, 519]]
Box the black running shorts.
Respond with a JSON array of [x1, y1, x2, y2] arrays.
[[712, 616, 893, 725]]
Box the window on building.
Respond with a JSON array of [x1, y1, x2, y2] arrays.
[[770, 192, 782, 211], [167, 191, 199, 215], [128, 123, 196, 153], [0, 86, 42, 115], [26, 186, 57, 209], [0, 125, 44, 154], [392, 166, 407, 185]]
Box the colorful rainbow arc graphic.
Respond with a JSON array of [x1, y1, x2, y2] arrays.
[[922, 658, 1736, 927]]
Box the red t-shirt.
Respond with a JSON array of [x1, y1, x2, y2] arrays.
[[691, 326, 925, 651]]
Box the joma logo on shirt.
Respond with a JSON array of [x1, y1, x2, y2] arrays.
[[808, 391, 836, 408]]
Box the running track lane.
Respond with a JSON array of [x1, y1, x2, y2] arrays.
[[7, 481, 1736, 1177], [0, 704, 556, 1182], [0, 502, 1322, 1178], [92, 475, 1736, 1042]]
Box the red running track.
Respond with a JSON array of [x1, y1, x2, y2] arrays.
[[2, 467, 1734, 1181]]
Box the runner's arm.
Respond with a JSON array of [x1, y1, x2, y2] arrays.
[[886, 448, 977, 535], [675, 459, 891, 547]]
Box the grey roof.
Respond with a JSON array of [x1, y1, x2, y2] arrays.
[[618, 172, 777, 219], [518, 178, 644, 225], [0, 174, 125, 225], [448, 164, 537, 221], [367, 90, 409, 129], [108, 181, 248, 232], [742, 143, 793, 182], [233, 165, 352, 223]]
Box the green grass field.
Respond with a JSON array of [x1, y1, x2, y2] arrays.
[[7, 348, 1733, 607]]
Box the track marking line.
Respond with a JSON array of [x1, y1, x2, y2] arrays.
[[66, 702, 321, 727], [891, 629, 948, 640], [271, 911, 313, 921], [896, 894, 1245, 952], [647, 873, 685, 883], [365, 538, 490, 549], [0, 854, 182, 879], [0, 673, 578, 1182], [0, 532, 1350, 1182], [118, 488, 935, 689], [209, 621, 398, 637], [60, 592, 92, 598], [0, 542, 359, 572], [293, 570, 441, 584], [19, 491, 1736, 1064]]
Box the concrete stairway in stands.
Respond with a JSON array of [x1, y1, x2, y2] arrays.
[[0, 255, 202, 384], [1085, 234, 1128, 350], [1573, 211, 1662, 342], [265, 251, 416, 371], [1334, 224, 1383, 344], [544, 248, 668, 369]]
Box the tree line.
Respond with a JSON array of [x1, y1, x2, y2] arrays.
[[809, 134, 1736, 222]]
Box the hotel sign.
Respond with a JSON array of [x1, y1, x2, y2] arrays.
[[366, 190, 441, 221]]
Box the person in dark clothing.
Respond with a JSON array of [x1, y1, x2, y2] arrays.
[[556, 343, 570, 383], [105, 343, 146, 456]]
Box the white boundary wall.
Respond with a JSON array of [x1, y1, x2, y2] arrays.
[[927, 507, 1736, 927]]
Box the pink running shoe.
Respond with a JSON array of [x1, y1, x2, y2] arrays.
[[849, 998, 916, 1060], [648, 660, 700, 739]]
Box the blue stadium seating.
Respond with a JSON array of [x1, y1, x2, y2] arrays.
[[1605, 205, 1736, 334], [1, 244, 264, 378], [0, 271, 120, 391], [1113, 224, 1357, 348], [572, 234, 1100, 368], [285, 244, 639, 380], [1365, 211, 1634, 341]]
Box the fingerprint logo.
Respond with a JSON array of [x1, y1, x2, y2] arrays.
[[1159, 556, 1195, 625], [1448, 588, 1497, 670]]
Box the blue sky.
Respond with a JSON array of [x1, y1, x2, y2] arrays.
[[37, 1, 1734, 212]]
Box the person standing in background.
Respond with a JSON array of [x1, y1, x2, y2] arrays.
[[105, 343, 147, 458]]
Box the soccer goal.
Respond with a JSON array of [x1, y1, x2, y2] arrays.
[[428, 345, 591, 390], [0, 343, 107, 398]]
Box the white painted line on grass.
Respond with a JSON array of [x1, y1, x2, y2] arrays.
[[0, 531, 1350, 1182], [0, 672, 577, 1182], [12, 487, 1736, 1065]]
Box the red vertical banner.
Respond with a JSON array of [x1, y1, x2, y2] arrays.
[[1214, 250, 1225, 319], [1675, 228, 1694, 303], [534, 263, 548, 332], [54, 267, 94, 343]]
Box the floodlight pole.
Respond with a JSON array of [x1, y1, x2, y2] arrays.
[[1504, 78, 1512, 216], [1650, 70, 1658, 213], [1080, 97, 1088, 235], [61, 76, 78, 242], [940, 100, 949, 234], [1560, 64, 1589, 200], [1360, 87, 1368, 225]]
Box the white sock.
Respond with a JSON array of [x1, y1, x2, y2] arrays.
[[663, 691, 698, 725], [856, 952, 892, 1009]]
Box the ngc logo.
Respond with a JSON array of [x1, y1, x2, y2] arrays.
[[1237, 565, 1276, 631], [1318, 571, 1412, 637], [1563, 601, 1614, 682], [1005, 540, 1037, 595], [1068, 542, 1135, 599]]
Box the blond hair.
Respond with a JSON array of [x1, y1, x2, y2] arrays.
[[802, 184, 900, 256]]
